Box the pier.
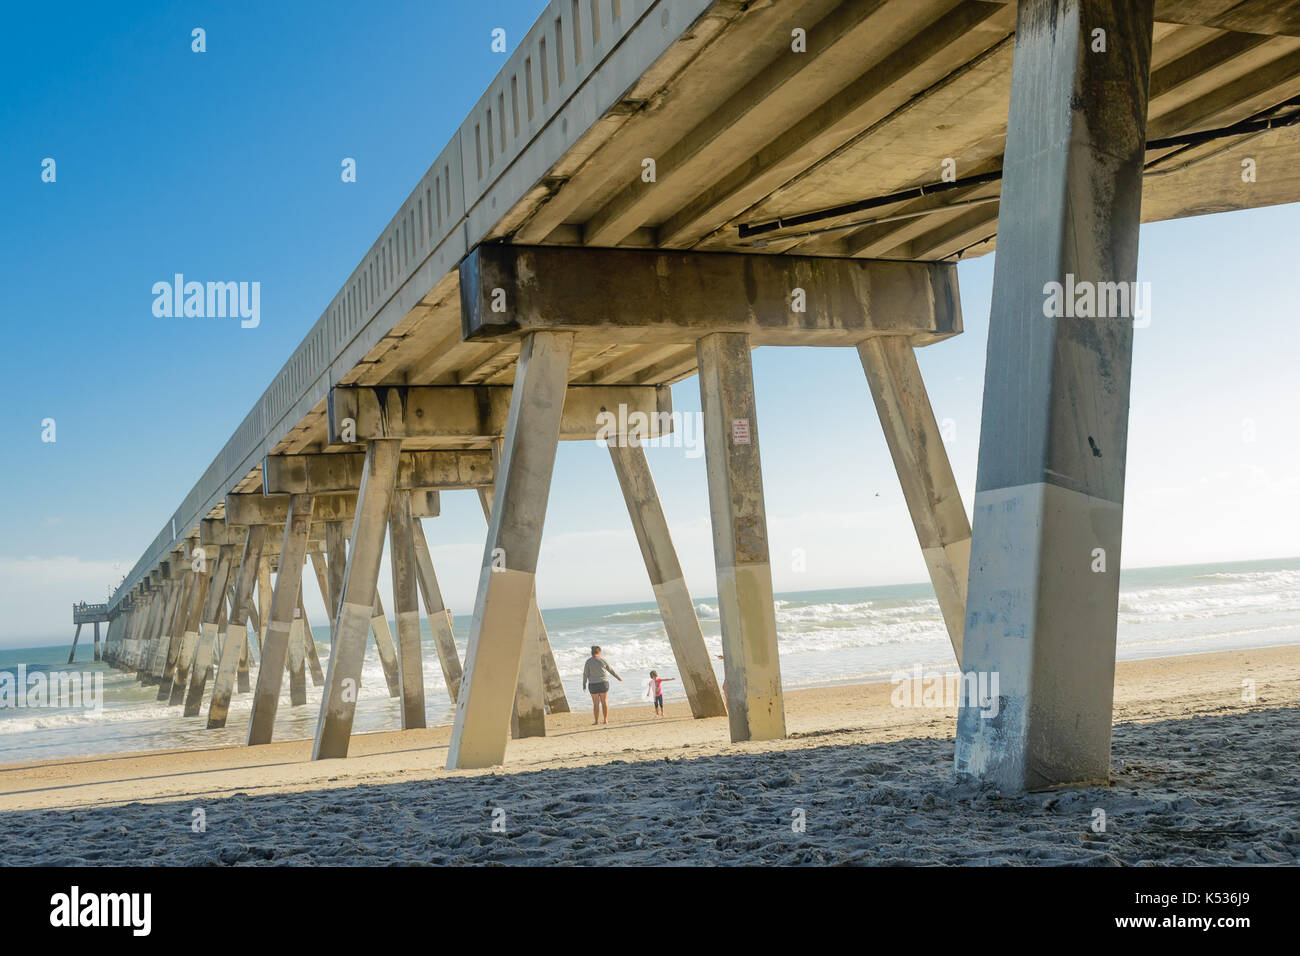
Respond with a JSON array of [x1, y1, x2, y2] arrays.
[[93, 0, 1300, 788]]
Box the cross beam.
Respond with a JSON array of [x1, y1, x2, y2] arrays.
[[459, 245, 961, 346]]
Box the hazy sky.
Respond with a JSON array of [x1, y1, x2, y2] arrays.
[[2, 1, 1297, 645]]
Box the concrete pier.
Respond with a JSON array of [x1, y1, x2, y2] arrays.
[[247, 494, 314, 745], [208, 524, 266, 728], [697, 332, 785, 743], [954, 0, 1155, 791], [313, 440, 402, 759], [447, 332, 574, 769]]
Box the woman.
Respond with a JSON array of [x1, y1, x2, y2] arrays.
[[582, 645, 622, 725]]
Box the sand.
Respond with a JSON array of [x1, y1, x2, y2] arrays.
[[0, 645, 1296, 865]]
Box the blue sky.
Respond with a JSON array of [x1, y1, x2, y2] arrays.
[[2, 1, 1297, 644]]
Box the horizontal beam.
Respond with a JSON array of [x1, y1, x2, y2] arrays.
[[459, 245, 962, 346], [263, 450, 493, 495], [327, 385, 673, 443], [224, 490, 441, 527]]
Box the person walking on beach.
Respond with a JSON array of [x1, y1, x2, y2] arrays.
[[647, 670, 675, 717], [583, 645, 622, 726]]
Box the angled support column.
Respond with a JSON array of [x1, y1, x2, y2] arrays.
[[609, 440, 726, 719], [67, 624, 82, 665], [144, 579, 182, 683], [858, 337, 971, 660], [477, 486, 569, 716], [170, 558, 213, 706], [388, 490, 426, 729], [411, 517, 463, 703], [325, 522, 347, 648], [184, 543, 237, 716], [698, 332, 786, 743], [247, 494, 314, 745], [370, 594, 401, 698], [511, 602, 546, 739], [447, 331, 573, 769], [299, 592, 325, 686], [286, 559, 310, 707], [955, 0, 1154, 791], [255, 557, 271, 655], [157, 570, 195, 700], [208, 524, 266, 728], [313, 439, 402, 758]]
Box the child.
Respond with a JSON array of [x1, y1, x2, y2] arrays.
[[647, 670, 675, 717]]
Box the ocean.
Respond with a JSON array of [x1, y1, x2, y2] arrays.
[[2, 556, 1297, 765]]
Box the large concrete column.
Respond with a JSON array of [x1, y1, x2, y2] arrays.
[[410, 517, 463, 702], [697, 332, 786, 743], [388, 490, 426, 730], [477, 485, 569, 715], [184, 544, 237, 716], [511, 602, 546, 739], [67, 624, 82, 665], [247, 494, 314, 745], [447, 331, 573, 769], [313, 439, 402, 759], [609, 440, 727, 719], [133, 588, 164, 677], [208, 524, 266, 728], [93, 620, 101, 661], [955, 0, 1154, 791], [255, 557, 271, 654], [170, 560, 213, 706], [143, 580, 182, 683], [858, 337, 971, 660]]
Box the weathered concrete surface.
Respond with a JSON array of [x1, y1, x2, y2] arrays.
[[697, 332, 785, 743], [448, 332, 574, 769], [460, 245, 961, 346], [208, 524, 266, 728], [263, 450, 494, 495], [388, 490, 427, 730], [313, 440, 402, 759], [184, 543, 237, 717], [955, 0, 1155, 792], [247, 494, 314, 745]]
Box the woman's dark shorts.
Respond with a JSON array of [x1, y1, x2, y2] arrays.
[[589, 681, 610, 695]]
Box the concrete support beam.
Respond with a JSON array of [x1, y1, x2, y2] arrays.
[[410, 518, 463, 703], [286, 580, 309, 707], [170, 556, 214, 707], [299, 592, 325, 686], [697, 332, 786, 742], [511, 602, 546, 739], [313, 439, 402, 759], [185, 543, 237, 716], [858, 337, 971, 660], [608, 440, 726, 719], [325, 523, 346, 647], [476, 485, 569, 716], [328, 384, 673, 444], [264, 450, 493, 495], [157, 569, 195, 700], [93, 620, 101, 661], [388, 490, 426, 729], [247, 494, 314, 745], [67, 624, 81, 665], [208, 524, 266, 728], [460, 245, 961, 346], [447, 332, 573, 769], [371, 594, 402, 698], [955, 0, 1154, 791]]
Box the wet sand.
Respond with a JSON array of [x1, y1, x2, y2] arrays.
[[0, 645, 1296, 865]]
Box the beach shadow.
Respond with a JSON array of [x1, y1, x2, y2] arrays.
[[2, 706, 1296, 866]]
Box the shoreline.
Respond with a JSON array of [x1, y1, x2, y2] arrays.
[[1, 643, 1295, 814]]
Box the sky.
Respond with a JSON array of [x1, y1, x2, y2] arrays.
[[2, 1, 1297, 646]]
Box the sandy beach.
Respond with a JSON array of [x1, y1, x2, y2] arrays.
[[0, 645, 1296, 865]]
